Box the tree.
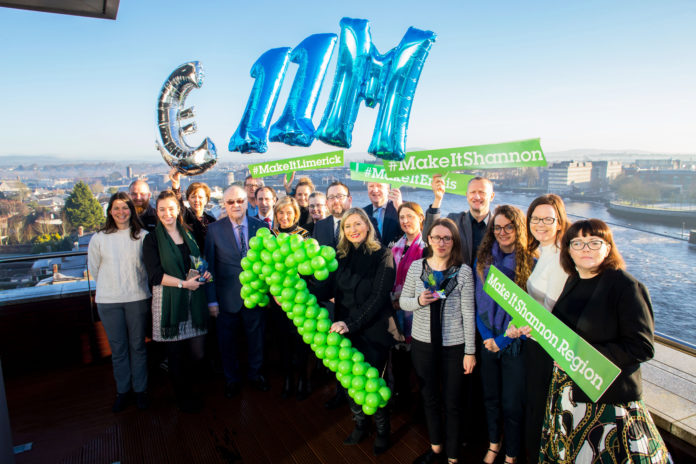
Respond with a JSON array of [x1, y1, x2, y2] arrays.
[[63, 181, 104, 232]]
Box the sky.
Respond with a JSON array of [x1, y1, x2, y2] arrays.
[[0, 0, 695, 162]]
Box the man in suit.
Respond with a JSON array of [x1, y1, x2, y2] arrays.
[[423, 175, 495, 267], [255, 186, 276, 228], [129, 179, 157, 233], [312, 181, 352, 248], [363, 182, 402, 247], [205, 185, 269, 397], [244, 175, 264, 218]]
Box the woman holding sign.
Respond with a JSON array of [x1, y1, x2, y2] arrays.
[[538, 219, 671, 463], [523, 194, 569, 463], [399, 217, 476, 464], [475, 205, 536, 464]]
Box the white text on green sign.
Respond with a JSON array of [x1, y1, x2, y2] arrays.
[[349, 162, 473, 197], [249, 150, 344, 178]]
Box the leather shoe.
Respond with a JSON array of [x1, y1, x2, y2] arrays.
[[135, 391, 149, 410], [224, 381, 241, 398], [343, 425, 370, 445], [324, 390, 347, 409], [112, 392, 131, 413], [249, 375, 270, 392], [373, 433, 390, 455], [413, 449, 443, 464], [281, 375, 294, 399]]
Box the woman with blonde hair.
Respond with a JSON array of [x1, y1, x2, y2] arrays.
[[311, 207, 395, 454], [475, 205, 535, 464]]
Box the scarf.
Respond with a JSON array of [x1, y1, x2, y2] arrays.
[[155, 221, 208, 339], [476, 241, 516, 336], [274, 223, 310, 239], [391, 233, 426, 295]]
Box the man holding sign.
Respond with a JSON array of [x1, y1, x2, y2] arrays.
[[488, 219, 671, 463]]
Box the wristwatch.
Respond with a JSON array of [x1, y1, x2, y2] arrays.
[[177, 280, 183, 289]]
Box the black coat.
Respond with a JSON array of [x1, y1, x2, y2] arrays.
[[424, 208, 492, 267], [364, 201, 400, 247], [554, 269, 654, 403], [312, 244, 395, 348]]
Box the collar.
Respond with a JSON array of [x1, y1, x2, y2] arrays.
[[229, 215, 248, 229]]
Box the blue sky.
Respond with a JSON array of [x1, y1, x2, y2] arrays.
[[1, 0, 694, 161]]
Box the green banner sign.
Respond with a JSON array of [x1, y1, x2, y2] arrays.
[[249, 150, 344, 179], [382, 138, 547, 176], [483, 266, 621, 402], [350, 162, 474, 196]]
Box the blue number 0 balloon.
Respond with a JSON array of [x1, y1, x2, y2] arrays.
[[156, 61, 218, 176]]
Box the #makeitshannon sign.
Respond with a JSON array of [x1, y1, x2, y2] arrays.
[[483, 266, 621, 402], [249, 150, 344, 178], [382, 138, 547, 176]]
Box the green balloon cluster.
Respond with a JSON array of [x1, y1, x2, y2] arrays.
[[239, 228, 392, 415]]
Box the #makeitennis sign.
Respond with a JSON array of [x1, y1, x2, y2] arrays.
[[483, 266, 621, 402], [382, 138, 547, 176], [249, 150, 344, 178], [350, 162, 475, 196]]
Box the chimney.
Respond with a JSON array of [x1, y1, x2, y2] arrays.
[[52, 264, 58, 280]]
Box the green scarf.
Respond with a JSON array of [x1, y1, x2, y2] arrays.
[[155, 221, 208, 339]]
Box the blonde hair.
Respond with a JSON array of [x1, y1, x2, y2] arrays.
[[273, 196, 300, 226], [336, 208, 382, 258]]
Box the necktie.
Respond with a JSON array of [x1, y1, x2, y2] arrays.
[[373, 207, 383, 235], [264, 217, 272, 227], [237, 225, 247, 257], [334, 221, 340, 241]]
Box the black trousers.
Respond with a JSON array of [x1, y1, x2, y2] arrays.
[[165, 335, 205, 401], [523, 340, 554, 464], [479, 342, 525, 458], [411, 340, 465, 459]]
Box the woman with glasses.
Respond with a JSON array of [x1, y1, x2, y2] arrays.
[[271, 196, 312, 400], [520, 194, 569, 463], [311, 207, 395, 455], [399, 218, 476, 464], [88, 192, 150, 412], [538, 219, 671, 463], [475, 205, 536, 464]]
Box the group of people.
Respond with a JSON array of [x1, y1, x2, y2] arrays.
[[87, 169, 672, 463]]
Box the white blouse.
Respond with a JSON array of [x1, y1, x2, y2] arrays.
[[526, 243, 568, 311]]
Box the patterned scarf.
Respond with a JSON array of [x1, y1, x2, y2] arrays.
[[391, 233, 426, 295]]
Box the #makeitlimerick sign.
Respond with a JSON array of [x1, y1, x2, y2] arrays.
[[483, 266, 621, 402], [350, 162, 475, 196], [249, 150, 344, 178], [382, 138, 547, 176]]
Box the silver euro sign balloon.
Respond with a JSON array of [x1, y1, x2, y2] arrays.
[[156, 61, 217, 176]]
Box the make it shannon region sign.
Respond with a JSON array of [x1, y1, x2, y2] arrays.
[[483, 266, 621, 402], [382, 138, 547, 176]]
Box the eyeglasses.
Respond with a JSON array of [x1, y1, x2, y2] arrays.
[[569, 239, 605, 251], [327, 194, 348, 201], [245, 183, 262, 189], [429, 235, 453, 244], [225, 199, 246, 205], [530, 216, 556, 225], [308, 204, 325, 210], [493, 224, 515, 234]]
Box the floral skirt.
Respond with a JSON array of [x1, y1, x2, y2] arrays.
[[539, 367, 672, 464]]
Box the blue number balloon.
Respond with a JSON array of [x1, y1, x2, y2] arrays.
[[269, 33, 337, 147], [314, 18, 373, 149], [156, 61, 218, 175], [367, 27, 436, 161], [229, 48, 291, 153]]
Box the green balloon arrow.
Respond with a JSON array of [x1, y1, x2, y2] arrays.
[[239, 227, 391, 414]]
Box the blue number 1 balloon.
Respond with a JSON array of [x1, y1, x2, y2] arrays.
[[269, 33, 337, 147], [229, 48, 291, 153]]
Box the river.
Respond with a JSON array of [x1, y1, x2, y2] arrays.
[[349, 189, 696, 345]]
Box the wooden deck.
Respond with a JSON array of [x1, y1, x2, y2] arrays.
[[6, 360, 491, 464]]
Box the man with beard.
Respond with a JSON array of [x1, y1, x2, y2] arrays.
[[129, 179, 157, 233]]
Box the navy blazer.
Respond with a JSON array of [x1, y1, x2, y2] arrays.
[[364, 201, 399, 247], [204, 216, 266, 313], [424, 209, 492, 267], [312, 216, 338, 248]]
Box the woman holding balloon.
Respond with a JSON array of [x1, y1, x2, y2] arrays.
[[399, 217, 476, 464], [271, 196, 313, 400], [312, 207, 396, 455]]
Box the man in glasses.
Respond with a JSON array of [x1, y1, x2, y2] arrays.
[[243, 175, 264, 218], [424, 176, 495, 267], [312, 181, 353, 249], [205, 185, 270, 397]]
